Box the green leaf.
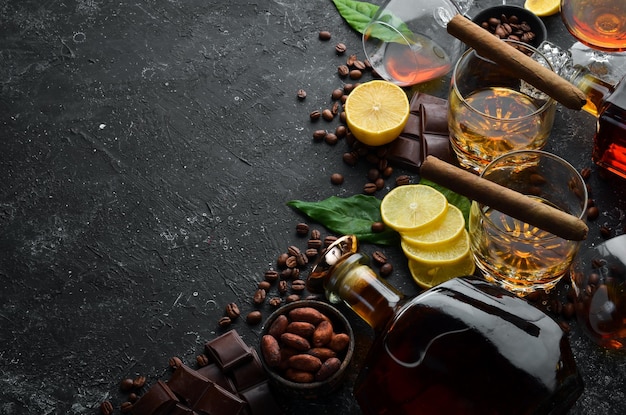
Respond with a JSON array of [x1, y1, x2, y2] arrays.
[[419, 178, 472, 229], [331, 0, 379, 34], [287, 194, 400, 246], [332, 0, 415, 43]]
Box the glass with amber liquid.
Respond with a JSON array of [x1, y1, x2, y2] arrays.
[[306, 235, 584, 415], [448, 40, 557, 173], [561, 0, 626, 52], [362, 0, 472, 86], [570, 234, 626, 350], [468, 150, 588, 294]]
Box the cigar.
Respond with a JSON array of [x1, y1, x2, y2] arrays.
[[420, 156, 588, 241], [447, 14, 587, 110]]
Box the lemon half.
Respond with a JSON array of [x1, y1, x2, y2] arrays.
[[345, 80, 410, 146]]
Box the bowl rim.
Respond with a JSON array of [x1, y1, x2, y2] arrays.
[[470, 4, 548, 46], [259, 299, 355, 390]]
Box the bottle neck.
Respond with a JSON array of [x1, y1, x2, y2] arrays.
[[565, 64, 616, 117], [324, 253, 404, 332]]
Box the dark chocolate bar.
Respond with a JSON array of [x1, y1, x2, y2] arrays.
[[205, 330, 253, 372], [386, 92, 456, 172]]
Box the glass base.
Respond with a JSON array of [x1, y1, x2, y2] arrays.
[[570, 42, 626, 84]]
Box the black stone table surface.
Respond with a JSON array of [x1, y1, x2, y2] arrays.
[[1, 0, 625, 414]]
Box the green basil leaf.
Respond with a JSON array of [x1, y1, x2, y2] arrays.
[[332, 0, 379, 34], [287, 194, 400, 246], [333, 0, 415, 44], [419, 178, 472, 228]]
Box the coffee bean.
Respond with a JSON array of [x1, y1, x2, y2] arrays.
[[196, 354, 209, 367], [343, 151, 359, 166], [322, 109, 334, 121], [168, 356, 183, 370], [276, 252, 289, 268], [380, 262, 393, 277], [367, 168, 380, 181], [600, 225, 612, 239], [331, 101, 340, 115], [286, 294, 301, 303], [218, 316, 232, 328], [318, 30, 331, 41], [100, 401, 114, 415], [325, 132, 338, 145], [120, 378, 134, 392], [253, 288, 267, 305], [288, 245, 301, 257], [396, 175, 411, 186], [297, 89, 307, 100], [371, 221, 385, 233], [335, 43, 347, 54], [375, 177, 385, 190], [258, 280, 271, 291], [278, 280, 288, 294], [286, 255, 298, 268], [296, 222, 309, 235], [346, 53, 357, 66], [310, 110, 322, 121], [292, 279, 306, 292], [587, 206, 599, 220], [372, 250, 388, 266], [306, 248, 319, 259], [331, 173, 344, 185], [225, 302, 241, 319], [330, 88, 342, 101], [265, 269, 280, 283], [120, 402, 133, 414], [247, 310, 263, 325], [324, 235, 338, 247], [349, 69, 363, 79], [308, 238, 322, 249], [335, 125, 347, 138], [363, 182, 377, 194], [343, 83, 354, 94], [337, 65, 349, 77], [310, 229, 321, 240], [353, 60, 367, 70], [312, 129, 326, 142], [269, 297, 283, 307]]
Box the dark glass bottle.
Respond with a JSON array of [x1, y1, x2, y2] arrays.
[[307, 235, 584, 415], [568, 66, 626, 179]]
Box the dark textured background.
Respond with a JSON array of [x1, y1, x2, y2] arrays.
[[1, 0, 625, 414]]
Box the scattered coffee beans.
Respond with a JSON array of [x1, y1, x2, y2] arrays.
[[318, 30, 331, 41], [331, 173, 344, 185]]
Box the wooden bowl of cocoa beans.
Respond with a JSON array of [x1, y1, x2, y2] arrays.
[[471, 5, 547, 48], [259, 300, 355, 399]]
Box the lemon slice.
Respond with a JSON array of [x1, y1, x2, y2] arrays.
[[407, 252, 476, 289], [380, 185, 448, 232], [401, 229, 471, 264], [524, 0, 560, 17], [344, 80, 410, 146], [401, 205, 465, 248]]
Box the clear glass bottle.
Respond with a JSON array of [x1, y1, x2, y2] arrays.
[[307, 235, 584, 415]]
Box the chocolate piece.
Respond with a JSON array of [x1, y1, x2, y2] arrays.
[[386, 92, 454, 172], [196, 363, 237, 393], [239, 381, 284, 415], [192, 381, 245, 415], [230, 349, 267, 392], [130, 380, 178, 415], [387, 136, 423, 171], [205, 330, 253, 372], [169, 403, 198, 415], [167, 364, 211, 407], [421, 102, 449, 134]]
